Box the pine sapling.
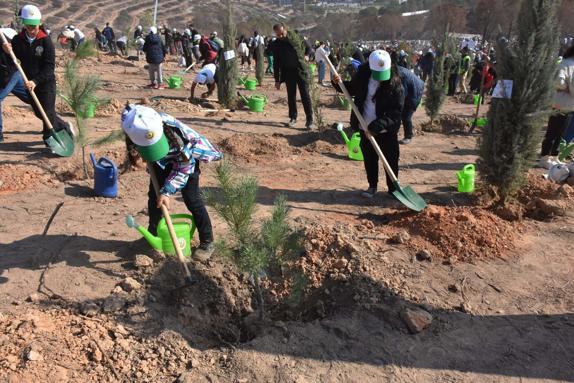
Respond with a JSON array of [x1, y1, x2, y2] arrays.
[[59, 41, 103, 178], [204, 162, 299, 321]]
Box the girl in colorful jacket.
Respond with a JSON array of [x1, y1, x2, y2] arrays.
[[121, 105, 222, 261]]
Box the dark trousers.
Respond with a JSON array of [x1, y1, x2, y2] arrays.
[[541, 113, 568, 156], [447, 73, 459, 96], [401, 106, 416, 139], [285, 76, 313, 123], [360, 129, 400, 192], [33, 88, 69, 140], [147, 163, 213, 244]]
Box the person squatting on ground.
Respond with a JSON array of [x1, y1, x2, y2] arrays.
[[143, 26, 167, 89], [2, 5, 73, 145], [332, 49, 404, 199], [539, 44, 574, 168], [272, 23, 314, 130], [121, 105, 222, 261], [189, 63, 217, 103]]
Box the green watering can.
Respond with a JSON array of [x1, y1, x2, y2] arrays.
[[80, 101, 97, 119], [167, 75, 183, 89], [126, 214, 196, 257], [239, 76, 258, 90], [336, 123, 363, 161], [457, 164, 475, 193], [309, 63, 316, 76], [239, 93, 267, 112]]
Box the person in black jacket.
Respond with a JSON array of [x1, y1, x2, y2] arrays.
[[392, 52, 424, 144], [3, 5, 73, 145], [272, 23, 314, 130], [333, 49, 405, 199], [143, 26, 167, 89]]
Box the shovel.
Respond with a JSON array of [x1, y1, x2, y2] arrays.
[[0, 32, 74, 157], [148, 163, 195, 287], [324, 56, 427, 212]]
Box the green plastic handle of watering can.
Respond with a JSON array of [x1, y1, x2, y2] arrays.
[[158, 213, 196, 236], [463, 164, 475, 173], [253, 94, 267, 104], [238, 77, 247, 85]]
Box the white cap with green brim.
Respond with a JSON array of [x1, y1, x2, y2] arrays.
[[121, 106, 169, 162], [20, 5, 42, 26], [369, 50, 392, 81]]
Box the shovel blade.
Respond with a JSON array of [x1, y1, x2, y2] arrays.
[[45, 129, 75, 157], [391, 183, 427, 212]]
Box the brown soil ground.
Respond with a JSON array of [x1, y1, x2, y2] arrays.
[[1, 49, 574, 383]]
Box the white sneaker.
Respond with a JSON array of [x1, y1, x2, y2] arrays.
[[537, 156, 557, 170], [361, 187, 377, 198]]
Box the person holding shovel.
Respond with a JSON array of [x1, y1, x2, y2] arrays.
[[332, 49, 404, 199], [2, 5, 74, 146], [121, 104, 222, 261]]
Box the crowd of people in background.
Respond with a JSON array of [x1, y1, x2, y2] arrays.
[[1, 9, 573, 195]]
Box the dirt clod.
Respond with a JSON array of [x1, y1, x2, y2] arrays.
[[390, 230, 411, 245], [102, 295, 126, 313], [119, 277, 142, 292], [80, 302, 100, 317], [134, 254, 154, 268]]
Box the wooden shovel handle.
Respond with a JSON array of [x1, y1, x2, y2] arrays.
[[0, 31, 55, 133], [324, 56, 400, 184], [147, 164, 194, 280]]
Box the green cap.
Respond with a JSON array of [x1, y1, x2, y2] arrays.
[[136, 136, 169, 162]]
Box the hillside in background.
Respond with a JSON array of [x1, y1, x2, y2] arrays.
[[0, 0, 572, 42]]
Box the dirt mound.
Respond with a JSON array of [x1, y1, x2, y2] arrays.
[[97, 98, 125, 117], [516, 173, 574, 220], [151, 98, 203, 114], [0, 164, 58, 194], [390, 205, 516, 262], [421, 115, 468, 134], [217, 133, 301, 162]]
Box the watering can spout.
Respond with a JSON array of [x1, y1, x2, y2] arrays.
[[125, 215, 162, 251], [336, 123, 350, 145], [137, 227, 163, 251]]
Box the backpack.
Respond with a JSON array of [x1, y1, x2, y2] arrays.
[[207, 39, 220, 53]]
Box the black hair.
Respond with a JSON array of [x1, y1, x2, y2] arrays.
[[272, 23, 285, 31]]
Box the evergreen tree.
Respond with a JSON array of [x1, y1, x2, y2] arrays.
[[217, 0, 238, 108], [479, 0, 559, 204], [424, 29, 451, 124]]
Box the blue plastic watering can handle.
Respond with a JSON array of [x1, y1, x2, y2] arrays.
[[89, 153, 97, 168], [98, 157, 117, 179]]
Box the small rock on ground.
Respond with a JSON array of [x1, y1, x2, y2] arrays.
[[400, 308, 433, 334], [102, 295, 126, 313], [416, 249, 432, 262], [80, 301, 100, 316]]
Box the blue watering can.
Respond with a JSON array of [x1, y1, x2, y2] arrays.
[[90, 153, 118, 198]]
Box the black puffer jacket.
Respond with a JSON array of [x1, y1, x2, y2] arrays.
[[11, 28, 56, 91], [0, 50, 16, 86], [334, 63, 404, 135]]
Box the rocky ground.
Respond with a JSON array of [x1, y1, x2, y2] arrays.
[[0, 50, 573, 383]]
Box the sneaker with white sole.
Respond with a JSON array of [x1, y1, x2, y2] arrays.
[[400, 138, 412, 145], [361, 187, 377, 198], [194, 242, 214, 262], [287, 118, 297, 128], [537, 156, 558, 170]]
